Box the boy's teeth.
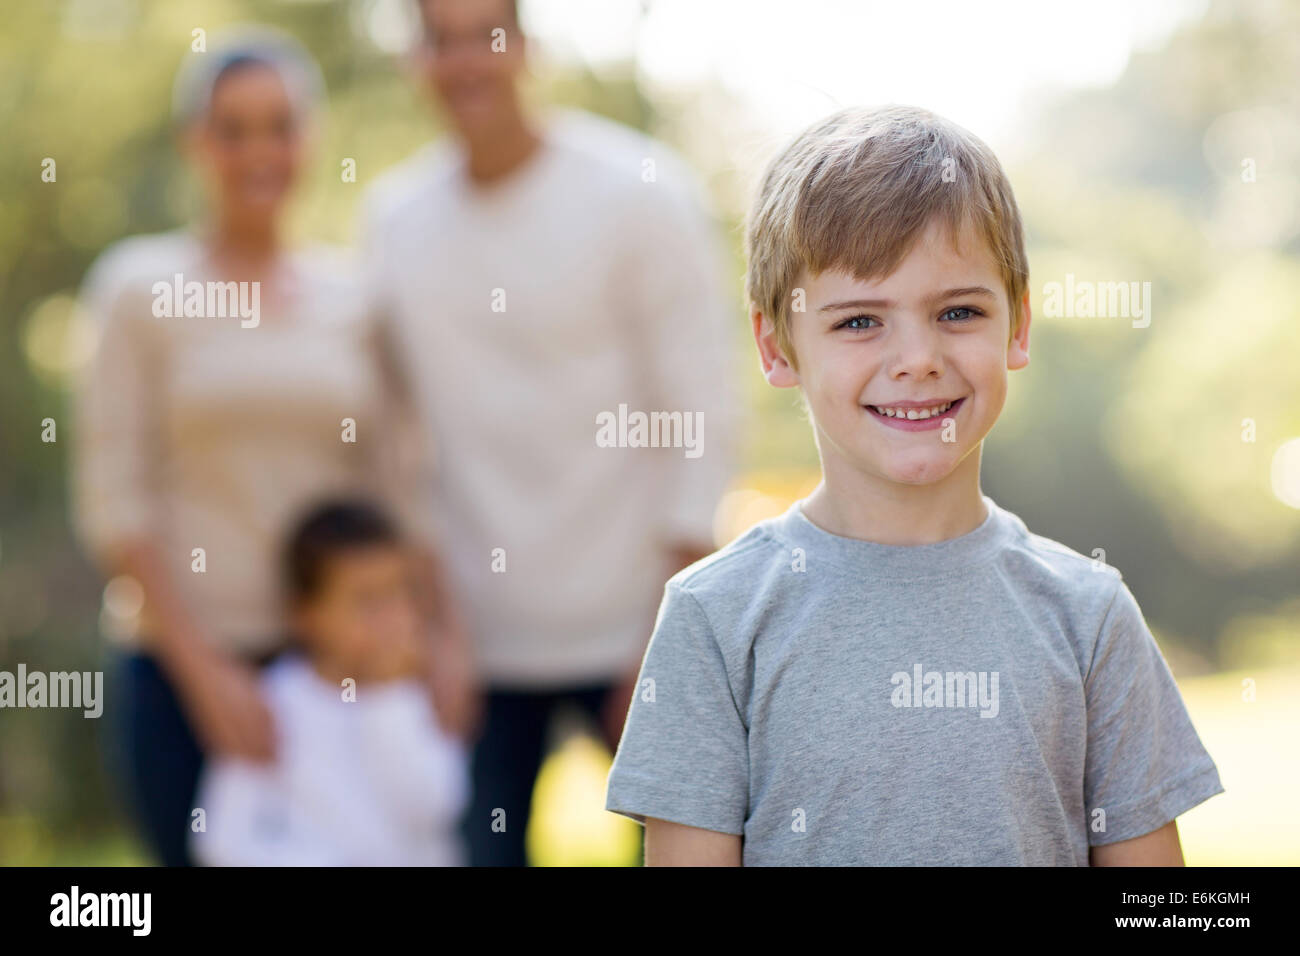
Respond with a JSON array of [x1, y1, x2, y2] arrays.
[[872, 400, 954, 419]]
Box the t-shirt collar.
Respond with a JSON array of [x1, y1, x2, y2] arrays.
[[770, 494, 1011, 580]]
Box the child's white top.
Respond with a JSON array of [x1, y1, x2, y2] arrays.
[[190, 654, 468, 866]]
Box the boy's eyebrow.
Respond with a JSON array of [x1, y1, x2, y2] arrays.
[[817, 286, 998, 312]]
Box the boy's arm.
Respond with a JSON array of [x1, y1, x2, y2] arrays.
[[600, 543, 715, 752], [1090, 820, 1184, 866], [1081, 578, 1223, 856], [605, 586, 750, 852], [645, 818, 742, 867]]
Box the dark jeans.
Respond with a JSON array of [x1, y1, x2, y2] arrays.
[[103, 652, 203, 866], [461, 683, 619, 867], [105, 648, 279, 867]]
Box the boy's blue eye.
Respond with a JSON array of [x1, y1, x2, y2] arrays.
[[837, 308, 983, 331], [838, 315, 877, 331]]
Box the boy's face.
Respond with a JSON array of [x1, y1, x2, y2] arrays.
[[754, 218, 1031, 489], [294, 546, 420, 666]]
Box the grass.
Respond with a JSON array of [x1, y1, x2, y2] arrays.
[[1170, 667, 1300, 866]]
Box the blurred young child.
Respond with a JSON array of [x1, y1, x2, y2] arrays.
[[190, 501, 468, 866]]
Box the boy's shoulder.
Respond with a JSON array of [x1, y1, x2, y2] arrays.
[[999, 501, 1123, 571], [1001, 510, 1130, 628], [666, 516, 791, 600], [664, 498, 1127, 641]]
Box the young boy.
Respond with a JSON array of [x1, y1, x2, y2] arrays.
[[190, 501, 468, 866], [605, 105, 1224, 866]]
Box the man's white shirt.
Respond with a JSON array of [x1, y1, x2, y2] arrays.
[[359, 108, 740, 687]]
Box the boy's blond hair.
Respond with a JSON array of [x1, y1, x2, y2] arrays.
[[745, 105, 1029, 368]]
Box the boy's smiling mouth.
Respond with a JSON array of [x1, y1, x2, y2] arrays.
[[865, 396, 966, 430]]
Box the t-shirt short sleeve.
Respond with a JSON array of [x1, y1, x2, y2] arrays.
[[1083, 576, 1224, 846], [605, 583, 749, 835]]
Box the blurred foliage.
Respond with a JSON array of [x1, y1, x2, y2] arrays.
[[0, 0, 1297, 863], [989, 0, 1300, 677]]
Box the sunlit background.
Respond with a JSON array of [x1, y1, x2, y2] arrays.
[[1, 0, 1298, 865]]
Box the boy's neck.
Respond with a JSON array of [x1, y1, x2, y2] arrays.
[[801, 448, 989, 546]]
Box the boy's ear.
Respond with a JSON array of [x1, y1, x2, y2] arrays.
[[1008, 290, 1031, 371], [752, 309, 800, 388]]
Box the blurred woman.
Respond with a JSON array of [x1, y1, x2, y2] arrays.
[[72, 27, 472, 866]]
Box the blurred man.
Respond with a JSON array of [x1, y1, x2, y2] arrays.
[[359, 0, 739, 866]]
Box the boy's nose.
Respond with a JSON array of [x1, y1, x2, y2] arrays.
[[885, 321, 945, 378]]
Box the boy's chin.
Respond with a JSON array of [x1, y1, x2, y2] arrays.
[[866, 452, 963, 487]]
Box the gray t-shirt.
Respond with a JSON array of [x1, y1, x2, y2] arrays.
[[605, 495, 1223, 865]]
